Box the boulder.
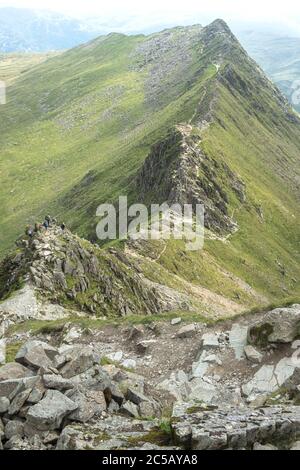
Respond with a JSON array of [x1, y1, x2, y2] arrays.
[[120, 401, 139, 418], [26, 390, 78, 431], [58, 346, 95, 378], [67, 387, 107, 423], [248, 305, 300, 345], [171, 318, 182, 326], [242, 358, 296, 399], [244, 345, 263, 364], [0, 378, 30, 400], [15, 341, 59, 370], [8, 388, 32, 415], [5, 420, 24, 440], [201, 333, 219, 350], [0, 362, 34, 381], [176, 324, 197, 339], [229, 324, 248, 359], [43, 374, 74, 391]]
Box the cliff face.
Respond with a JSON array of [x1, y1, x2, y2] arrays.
[[0, 225, 194, 334], [136, 125, 245, 235]]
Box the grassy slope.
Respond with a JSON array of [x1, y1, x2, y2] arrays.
[[0, 52, 59, 83], [0, 21, 300, 313]]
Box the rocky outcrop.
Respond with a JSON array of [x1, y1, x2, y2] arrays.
[[136, 125, 245, 235], [172, 403, 300, 450], [0, 226, 191, 334], [248, 304, 300, 345]]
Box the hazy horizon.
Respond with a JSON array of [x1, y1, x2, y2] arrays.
[[1, 0, 300, 37]]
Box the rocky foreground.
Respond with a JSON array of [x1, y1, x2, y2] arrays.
[[0, 301, 300, 450]]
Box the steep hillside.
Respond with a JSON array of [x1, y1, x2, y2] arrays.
[[1, 19, 300, 313], [0, 52, 60, 84]]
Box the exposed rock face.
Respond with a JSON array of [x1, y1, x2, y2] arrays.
[[136, 126, 245, 235], [248, 305, 300, 345], [0, 226, 191, 331], [172, 403, 300, 450], [26, 390, 78, 431]]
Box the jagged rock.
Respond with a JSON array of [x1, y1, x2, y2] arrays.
[[0, 362, 34, 381], [244, 345, 263, 364], [8, 388, 32, 415], [229, 324, 248, 359], [15, 341, 59, 370], [67, 387, 107, 423], [120, 401, 140, 418], [242, 357, 296, 399], [201, 333, 220, 350], [69, 364, 112, 390], [26, 390, 78, 431], [0, 376, 37, 401], [63, 327, 82, 344], [283, 367, 300, 394], [58, 346, 96, 378], [4, 435, 25, 450], [202, 354, 222, 365], [188, 378, 217, 404], [139, 400, 161, 418], [176, 324, 197, 339], [43, 374, 75, 391], [248, 305, 300, 345]]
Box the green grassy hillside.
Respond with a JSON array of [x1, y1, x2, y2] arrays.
[[0, 52, 59, 84], [1, 19, 300, 313]]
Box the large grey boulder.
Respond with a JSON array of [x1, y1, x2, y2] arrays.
[[242, 357, 296, 399], [176, 324, 197, 339], [201, 333, 220, 350], [5, 420, 24, 440], [43, 374, 74, 391], [15, 341, 59, 370], [26, 390, 78, 431], [0, 376, 37, 400], [229, 324, 248, 359], [0, 362, 34, 381], [57, 346, 96, 379], [244, 345, 263, 364], [248, 305, 300, 345], [67, 387, 107, 423], [8, 388, 32, 415]]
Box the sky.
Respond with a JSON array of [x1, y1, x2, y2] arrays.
[[1, 0, 300, 35]]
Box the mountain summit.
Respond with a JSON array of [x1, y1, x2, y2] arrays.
[[1, 20, 300, 314]]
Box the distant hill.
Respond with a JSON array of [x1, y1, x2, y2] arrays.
[[0, 7, 95, 52], [238, 30, 300, 112]]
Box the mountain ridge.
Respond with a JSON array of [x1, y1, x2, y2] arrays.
[[1, 19, 300, 314]]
